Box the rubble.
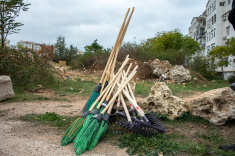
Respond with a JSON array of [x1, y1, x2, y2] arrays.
[[150, 59, 191, 83]]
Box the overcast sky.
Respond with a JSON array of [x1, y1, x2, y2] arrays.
[[8, 0, 207, 51]]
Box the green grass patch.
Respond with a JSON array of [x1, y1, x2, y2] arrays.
[[19, 112, 78, 129], [6, 91, 51, 102], [135, 81, 154, 97], [53, 78, 97, 97], [168, 80, 229, 96], [135, 80, 229, 98]]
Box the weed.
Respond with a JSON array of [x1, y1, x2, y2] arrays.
[[135, 81, 154, 97], [196, 127, 224, 144], [19, 112, 78, 129], [175, 112, 209, 123], [118, 133, 183, 156], [53, 79, 97, 97]]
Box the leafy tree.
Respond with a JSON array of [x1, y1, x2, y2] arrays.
[[66, 44, 78, 63], [54, 35, 67, 61], [84, 39, 103, 53], [143, 29, 201, 65], [208, 38, 235, 79], [38, 44, 55, 62], [0, 0, 30, 47]]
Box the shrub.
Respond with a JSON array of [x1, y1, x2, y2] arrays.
[[70, 50, 110, 69], [228, 75, 235, 83], [0, 47, 56, 90]]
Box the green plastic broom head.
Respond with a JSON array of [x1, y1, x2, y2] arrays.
[[74, 115, 102, 155], [88, 113, 110, 150]]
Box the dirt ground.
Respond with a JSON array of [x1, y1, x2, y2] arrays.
[[0, 95, 128, 156]]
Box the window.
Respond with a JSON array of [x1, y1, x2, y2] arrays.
[[214, 29, 216, 37], [207, 19, 211, 29], [228, 0, 231, 5], [209, 32, 211, 41], [211, 43, 215, 49], [226, 26, 230, 35], [220, 2, 225, 6], [211, 30, 214, 39], [207, 45, 211, 54]]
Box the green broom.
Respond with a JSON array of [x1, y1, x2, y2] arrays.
[[82, 8, 130, 112], [74, 67, 137, 155]]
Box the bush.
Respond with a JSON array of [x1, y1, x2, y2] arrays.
[[189, 55, 218, 80], [0, 47, 57, 90], [70, 50, 110, 69], [228, 75, 235, 83]]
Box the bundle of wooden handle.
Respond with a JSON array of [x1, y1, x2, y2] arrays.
[[61, 7, 166, 155]]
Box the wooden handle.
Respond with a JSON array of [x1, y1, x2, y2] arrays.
[[89, 56, 129, 111], [110, 7, 135, 76], [101, 70, 137, 114], [96, 69, 122, 109], [100, 8, 130, 86], [120, 94, 132, 122]]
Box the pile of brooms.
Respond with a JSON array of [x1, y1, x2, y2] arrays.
[[61, 7, 166, 155]]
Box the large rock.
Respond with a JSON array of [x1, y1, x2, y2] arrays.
[[187, 87, 235, 125], [138, 82, 188, 120], [0, 76, 15, 101], [150, 59, 172, 78], [170, 65, 191, 83]]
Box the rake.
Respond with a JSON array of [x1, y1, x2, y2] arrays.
[[74, 67, 137, 155], [114, 71, 166, 135]]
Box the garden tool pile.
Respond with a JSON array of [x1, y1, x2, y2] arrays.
[[61, 7, 166, 155]]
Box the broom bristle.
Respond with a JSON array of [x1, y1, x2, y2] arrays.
[[83, 91, 100, 112], [74, 118, 100, 155], [61, 117, 85, 146], [88, 120, 108, 150]]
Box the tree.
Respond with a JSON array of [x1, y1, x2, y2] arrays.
[[0, 0, 30, 47], [66, 44, 78, 63], [208, 40, 233, 80], [84, 39, 103, 53], [143, 29, 201, 65], [38, 44, 55, 61], [54, 35, 67, 61]]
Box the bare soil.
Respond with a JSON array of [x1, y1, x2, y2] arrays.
[[0, 95, 128, 156]]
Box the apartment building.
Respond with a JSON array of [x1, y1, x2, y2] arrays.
[[17, 40, 41, 52], [189, 0, 235, 80]]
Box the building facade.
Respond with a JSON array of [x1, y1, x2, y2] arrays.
[[189, 0, 235, 80], [17, 40, 41, 52]]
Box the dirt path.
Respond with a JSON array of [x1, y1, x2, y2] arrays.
[[0, 99, 128, 156]]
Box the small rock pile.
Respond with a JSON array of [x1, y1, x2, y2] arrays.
[[150, 59, 191, 83]]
